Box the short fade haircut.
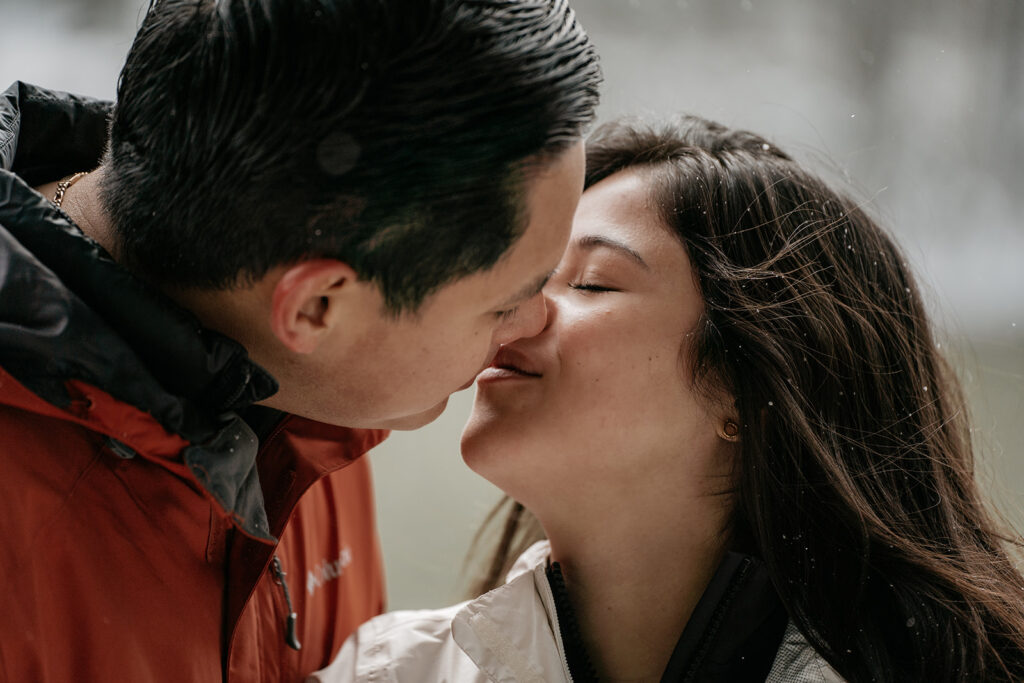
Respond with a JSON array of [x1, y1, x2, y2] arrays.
[[102, 0, 601, 312]]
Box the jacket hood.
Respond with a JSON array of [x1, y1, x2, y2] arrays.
[[0, 82, 281, 539]]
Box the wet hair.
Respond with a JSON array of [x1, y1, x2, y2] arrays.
[[469, 116, 1024, 681], [101, 0, 600, 312]]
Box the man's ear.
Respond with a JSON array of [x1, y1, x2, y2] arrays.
[[269, 259, 359, 354]]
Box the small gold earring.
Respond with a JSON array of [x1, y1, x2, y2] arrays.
[[719, 420, 740, 442]]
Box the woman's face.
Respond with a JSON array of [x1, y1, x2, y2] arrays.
[[461, 169, 735, 515]]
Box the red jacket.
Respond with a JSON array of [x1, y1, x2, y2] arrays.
[[0, 82, 388, 681]]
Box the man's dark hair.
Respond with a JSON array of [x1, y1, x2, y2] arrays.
[[101, 0, 601, 312]]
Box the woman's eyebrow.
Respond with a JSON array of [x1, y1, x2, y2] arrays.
[[574, 234, 650, 270]]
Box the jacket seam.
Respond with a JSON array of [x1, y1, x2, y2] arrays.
[[2, 434, 106, 581], [103, 443, 175, 524]]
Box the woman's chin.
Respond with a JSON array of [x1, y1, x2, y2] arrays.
[[462, 401, 514, 452], [461, 417, 534, 489], [460, 416, 507, 473]]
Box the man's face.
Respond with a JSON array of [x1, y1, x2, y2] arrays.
[[285, 141, 585, 430]]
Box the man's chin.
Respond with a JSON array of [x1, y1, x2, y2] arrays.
[[375, 397, 450, 431]]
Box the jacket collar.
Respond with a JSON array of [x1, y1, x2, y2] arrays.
[[0, 81, 278, 440], [452, 541, 820, 683], [0, 82, 280, 540], [660, 551, 789, 682], [1, 81, 113, 185], [452, 541, 574, 683]]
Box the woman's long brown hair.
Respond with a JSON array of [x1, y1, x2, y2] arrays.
[[465, 116, 1024, 682]]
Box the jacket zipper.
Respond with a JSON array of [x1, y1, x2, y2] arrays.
[[260, 414, 303, 652], [270, 555, 302, 651], [535, 570, 574, 682], [545, 562, 599, 682]]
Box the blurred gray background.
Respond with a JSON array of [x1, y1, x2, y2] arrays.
[[2, 0, 1021, 610]]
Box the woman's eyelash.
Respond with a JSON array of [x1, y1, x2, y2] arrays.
[[498, 283, 613, 318], [568, 283, 615, 292]]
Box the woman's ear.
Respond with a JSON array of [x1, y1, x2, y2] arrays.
[[269, 259, 359, 354]]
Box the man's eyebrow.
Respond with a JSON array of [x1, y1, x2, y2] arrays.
[[575, 234, 650, 269], [498, 270, 555, 309]]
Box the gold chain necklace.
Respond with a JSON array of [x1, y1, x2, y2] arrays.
[[51, 171, 89, 208]]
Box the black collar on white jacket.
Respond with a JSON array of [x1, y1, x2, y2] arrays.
[[546, 552, 789, 683]]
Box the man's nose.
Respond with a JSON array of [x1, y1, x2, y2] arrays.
[[494, 291, 549, 346]]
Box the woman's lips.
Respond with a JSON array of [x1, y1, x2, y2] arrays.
[[476, 347, 542, 383], [476, 365, 541, 382]]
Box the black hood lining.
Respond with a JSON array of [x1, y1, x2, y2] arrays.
[[0, 82, 279, 540]]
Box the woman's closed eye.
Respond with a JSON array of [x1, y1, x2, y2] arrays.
[[568, 282, 617, 293]]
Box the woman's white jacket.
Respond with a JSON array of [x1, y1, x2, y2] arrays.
[[309, 541, 842, 682]]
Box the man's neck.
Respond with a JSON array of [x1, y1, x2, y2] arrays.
[[64, 168, 120, 259], [35, 168, 267, 361], [38, 166, 121, 260]]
